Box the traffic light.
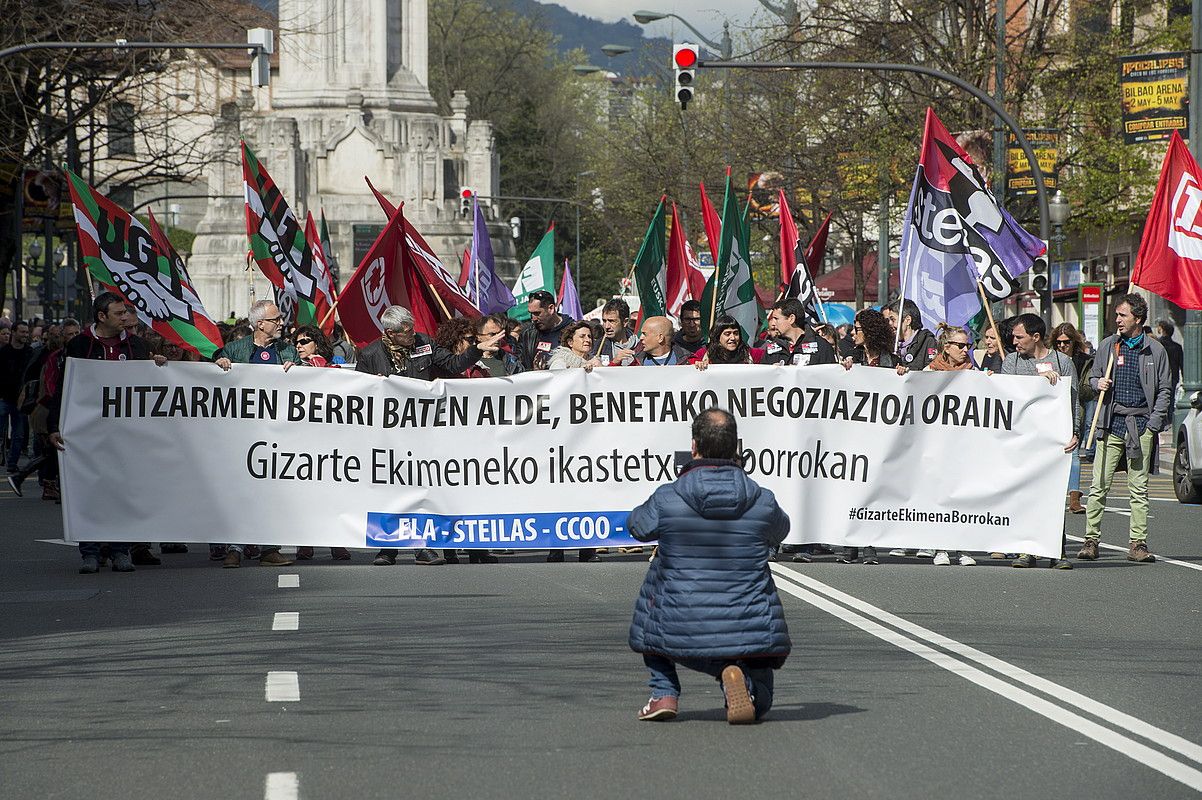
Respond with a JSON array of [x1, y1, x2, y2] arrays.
[[247, 28, 273, 87], [673, 44, 699, 110], [1029, 254, 1049, 293], [460, 187, 473, 217]]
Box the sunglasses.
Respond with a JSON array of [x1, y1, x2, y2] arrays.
[[946, 341, 968, 349], [1055, 339, 1072, 346], [296, 338, 313, 346]]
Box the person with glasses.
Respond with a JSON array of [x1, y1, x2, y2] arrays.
[[212, 300, 297, 568], [673, 300, 707, 353], [1051, 323, 1095, 510]]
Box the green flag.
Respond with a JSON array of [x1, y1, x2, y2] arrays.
[[509, 224, 556, 321], [702, 173, 759, 342], [632, 197, 668, 324]]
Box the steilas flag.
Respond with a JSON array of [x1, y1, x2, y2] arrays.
[[65, 168, 222, 358], [1132, 131, 1202, 309]]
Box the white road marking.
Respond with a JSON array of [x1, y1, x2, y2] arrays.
[[264, 772, 299, 800], [265, 671, 299, 702], [1065, 535, 1202, 573], [771, 565, 1202, 783], [272, 612, 299, 631], [278, 574, 300, 588]]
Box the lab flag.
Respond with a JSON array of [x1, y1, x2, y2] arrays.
[[509, 225, 556, 321], [633, 196, 668, 320], [65, 169, 222, 358], [898, 108, 1046, 328], [702, 172, 758, 341], [1132, 131, 1202, 309]]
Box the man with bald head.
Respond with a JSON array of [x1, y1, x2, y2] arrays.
[[635, 317, 692, 366]]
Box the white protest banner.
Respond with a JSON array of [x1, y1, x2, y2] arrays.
[[60, 362, 1071, 557]]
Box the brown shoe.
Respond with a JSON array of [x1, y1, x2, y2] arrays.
[[222, 550, 242, 569], [259, 550, 295, 566], [1076, 539, 1099, 560], [1067, 491, 1085, 514], [296, 546, 314, 560], [721, 665, 757, 725], [1126, 540, 1155, 563]]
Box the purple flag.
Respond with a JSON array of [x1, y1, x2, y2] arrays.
[[558, 259, 584, 320], [899, 109, 1047, 328], [468, 193, 516, 314]]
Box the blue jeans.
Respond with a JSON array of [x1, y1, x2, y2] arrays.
[[0, 399, 28, 471], [643, 653, 775, 719], [1079, 399, 1097, 459], [1068, 447, 1081, 492], [78, 542, 131, 558]]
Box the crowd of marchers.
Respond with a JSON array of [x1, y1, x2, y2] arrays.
[[0, 287, 1183, 575]]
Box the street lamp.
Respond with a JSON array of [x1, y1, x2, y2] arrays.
[[633, 11, 732, 59], [1047, 191, 1070, 324], [600, 44, 632, 57]]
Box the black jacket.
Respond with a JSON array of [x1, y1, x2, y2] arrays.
[[355, 334, 481, 380], [515, 314, 575, 371], [0, 344, 34, 403], [48, 328, 154, 434], [761, 330, 837, 366], [898, 328, 938, 370], [1159, 335, 1184, 388]]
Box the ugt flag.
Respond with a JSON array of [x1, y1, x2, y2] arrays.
[[1132, 131, 1202, 309], [243, 142, 328, 328], [632, 196, 668, 320], [899, 108, 1046, 328], [778, 191, 826, 326], [467, 193, 516, 314], [509, 225, 556, 321], [65, 169, 222, 358]]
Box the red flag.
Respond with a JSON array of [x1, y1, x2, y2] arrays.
[[400, 210, 482, 326], [365, 176, 398, 217], [458, 249, 471, 289], [779, 189, 800, 290], [303, 212, 337, 335], [699, 180, 722, 269], [335, 204, 409, 348], [666, 203, 705, 317], [1132, 131, 1202, 309]]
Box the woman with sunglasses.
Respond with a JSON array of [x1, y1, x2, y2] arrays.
[[923, 324, 978, 565], [290, 326, 352, 561], [1051, 323, 1093, 513]]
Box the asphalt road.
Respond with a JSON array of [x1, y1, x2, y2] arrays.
[[1, 471, 1200, 800]]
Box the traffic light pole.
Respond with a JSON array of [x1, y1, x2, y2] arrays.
[[697, 58, 1054, 326]]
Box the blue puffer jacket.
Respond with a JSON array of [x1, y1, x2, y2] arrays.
[[627, 459, 792, 667]]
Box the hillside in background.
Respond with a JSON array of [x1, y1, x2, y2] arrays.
[[253, 0, 669, 71]]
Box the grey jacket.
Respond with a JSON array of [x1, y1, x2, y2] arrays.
[[1089, 334, 1173, 434]]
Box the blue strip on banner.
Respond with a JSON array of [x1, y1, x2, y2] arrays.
[[365, 511, 637, 549]]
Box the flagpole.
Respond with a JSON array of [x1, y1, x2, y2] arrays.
[[1085, 343, 1118, 450], [318, 298, 341, 329], [892, 247, 908, 354], [975, 282, 1004, 366], [428, 282, 454, 320]]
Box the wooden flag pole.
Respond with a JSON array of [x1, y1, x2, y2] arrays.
[[594, 334, 608, 358], [975, 282, 1006, 366], [1085, 342, 1119, 450], [318, 298, 341, 329], [428, 282, 453, 320]]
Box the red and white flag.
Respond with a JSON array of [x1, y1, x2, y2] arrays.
[[665, 202, 706, 318], [1132, 131, 1202, 310], [303, 211, 337, 335], [335, 203, 409, 347]]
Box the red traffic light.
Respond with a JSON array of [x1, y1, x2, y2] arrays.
[[460, 187, 474, 199], [674, 46, 698, 68]]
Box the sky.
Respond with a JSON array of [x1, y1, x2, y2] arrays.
[[553, 0, 774, 44]]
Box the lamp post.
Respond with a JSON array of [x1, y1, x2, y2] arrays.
[[633, 11, 732, 60], [1048, 190, 1070, 279], [27, 239, 44, 319]]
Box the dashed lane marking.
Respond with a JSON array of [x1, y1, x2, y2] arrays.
[[278, 574, 300, 588], [272, 612, 299, 631], [264, 772, 299, 800], [265, 671, 299, 702]]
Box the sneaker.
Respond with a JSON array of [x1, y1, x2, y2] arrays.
[[1127, 540, 1155, 563], [1011, 554, 1037, 568], [222, 550, 242, 568], [958, 554, 977, 566], [720, 665, 757, 725], [637, 696, 679, 721], [1076, 539, 1099, 560], [791, 552, 812, 563], [331, 548, 351, 561], [259, 551, 294, 566], [414, 548, 446, 566], [468, 552, 500, 564], [372, 552, 397, 566], [1052, 558, 1074, 570], [916, 549, 935, 558], [42, 480, 59, 501], [7, 474, 22, 497], [578, 550, 602, 563], [888, 549, 909, 558], [296, 547, 314, 560], [111, 552, 135, 572], [933, 551, 951, 566], [835, 550, 858, 564], [989, 552, 1006, 560], [244, 545, 261, 559], [209, 546, 228, 561], [546, 551, 566, 563], [861, 547, 879, 565], [78, 556, 99, 574], [443, 550, 461, 564], [130, 547, 161, 566]]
